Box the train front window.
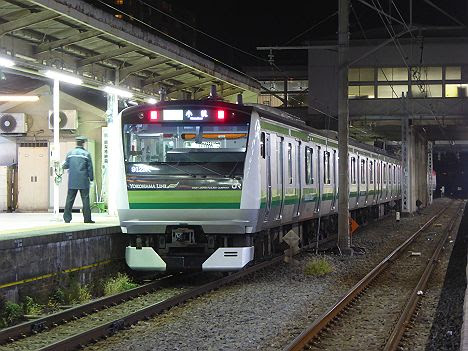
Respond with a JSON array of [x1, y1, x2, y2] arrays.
[[123, 123, 249, 178]]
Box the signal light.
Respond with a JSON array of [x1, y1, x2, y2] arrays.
[[217, 110, 225, 120], [149, 110, 158, 121]]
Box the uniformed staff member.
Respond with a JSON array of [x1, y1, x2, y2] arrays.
[[62, 136, 95, 223]]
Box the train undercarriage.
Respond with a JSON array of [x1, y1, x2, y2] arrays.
[[126, 200, 401, 271]]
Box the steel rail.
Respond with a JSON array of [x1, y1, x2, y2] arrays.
[[383, 201, 465, 351], [284, 204, 453, 351], [36, 255, 284, 351], [0, 273, 187, 344]]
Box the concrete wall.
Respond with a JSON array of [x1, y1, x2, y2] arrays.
[[0, 136, 17, 165], [0, 227, 125, 302]]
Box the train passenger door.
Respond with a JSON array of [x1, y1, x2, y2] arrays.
[[356, 155, 361, 205], [263, 132, 272, 221], [364, 157, 369, 204], [294, 141, 302, 217], [331, 150, 337, 210], [277, 136, 285, 220], [315, 145, 322, 213]]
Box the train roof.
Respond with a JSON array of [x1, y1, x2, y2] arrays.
[[248, 103, 400, 161]]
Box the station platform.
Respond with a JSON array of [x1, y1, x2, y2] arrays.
[[0, 212, 125, 302], [0, 212, 119, 240]]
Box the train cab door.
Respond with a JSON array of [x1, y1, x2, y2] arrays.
[[293, 141, 302, 217], [263, 132, 272, 221], [315, 145, 322, 213]]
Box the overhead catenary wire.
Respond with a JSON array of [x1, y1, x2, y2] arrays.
[[352, 0, 454, 144]]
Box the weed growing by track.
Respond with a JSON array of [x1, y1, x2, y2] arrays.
[[304, 257, 334, 276], [103, 273, 138, 296]]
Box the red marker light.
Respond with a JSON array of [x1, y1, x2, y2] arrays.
[[149, 110, 158, 121], [217, 110, 225, 120]]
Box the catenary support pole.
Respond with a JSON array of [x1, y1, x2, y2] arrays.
[[53, 79, 60, 220], [337, 0, 351, 254]]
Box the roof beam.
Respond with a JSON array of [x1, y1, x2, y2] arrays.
[[143, 67, 192, 88], [36, 30, 101, 53], [77, 45, 137, 67], [119, 57, 170, 81], [167, 77, 215, 99], [168, 77, 214, 92], [0, 11, 60, 36]]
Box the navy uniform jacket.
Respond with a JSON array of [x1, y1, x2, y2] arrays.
[[62, 146, 94, 189]]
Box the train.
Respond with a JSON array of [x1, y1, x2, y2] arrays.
[[115, 99, 401, 271]]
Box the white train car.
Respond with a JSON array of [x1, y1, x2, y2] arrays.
[[116, 100, 401, 271]]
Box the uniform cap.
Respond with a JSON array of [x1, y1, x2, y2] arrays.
[[75, 136, 87, 142]]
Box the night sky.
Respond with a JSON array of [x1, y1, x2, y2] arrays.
[[177, 1, 467, 68]]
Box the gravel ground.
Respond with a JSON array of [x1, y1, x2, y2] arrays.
[[83, 198, 455, 351], [423, 201, 467, 350], [397, 201, 466, 351], [306, 200, 462, 351]]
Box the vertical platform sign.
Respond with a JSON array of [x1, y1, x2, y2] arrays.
[[101, 127, 109, 205]]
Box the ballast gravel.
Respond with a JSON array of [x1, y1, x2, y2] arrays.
[[85, 198, 456, 351]]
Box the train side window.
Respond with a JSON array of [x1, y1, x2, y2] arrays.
[[305, 147, 314, 184], [360, 159, 366, 184], [350, 157, 356, 184], [323, 151, 331, 184], [369, 161, 374, 184], [388, 165, 392, 184], [287, 143, 293, 184], [260, 132, 265, 159], [377, 162, 381, 184], [383, 164, 387, 184]]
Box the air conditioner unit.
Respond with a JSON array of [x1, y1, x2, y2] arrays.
[[48, 110, 78, 130], [0, 113, 28, 134]]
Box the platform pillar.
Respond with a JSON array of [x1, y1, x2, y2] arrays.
[[52, 79, 60, 220], [105, 93, 119, 216], [427, 141, 433, 205], [401, 115, 412, 213]]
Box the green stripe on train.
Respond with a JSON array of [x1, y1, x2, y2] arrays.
[[128, 190, 241, 209], [130, 203, 241, 209]]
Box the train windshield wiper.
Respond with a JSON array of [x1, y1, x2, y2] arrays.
[[162, 163, 197, 178]]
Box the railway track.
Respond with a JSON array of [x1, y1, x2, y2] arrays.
[[285, 199, 464, 351], [0, 256, 284, 351]]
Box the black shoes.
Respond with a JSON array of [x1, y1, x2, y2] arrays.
[[84, 220, 95, 223]]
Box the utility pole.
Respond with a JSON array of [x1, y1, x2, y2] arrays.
[[337, 0, 352, 254]]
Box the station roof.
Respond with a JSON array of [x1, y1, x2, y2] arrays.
[[0, 0, 261, 101]]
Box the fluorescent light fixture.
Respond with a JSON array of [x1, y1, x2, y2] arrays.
[[0, 57, 15, 68], [103, 86, 133, 98], [0, 95, 39, 102], [147, 98, 158, 104], [44, 70, 83, 85]]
